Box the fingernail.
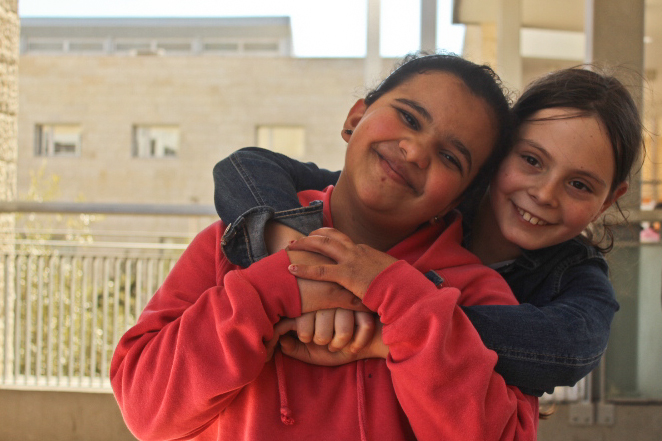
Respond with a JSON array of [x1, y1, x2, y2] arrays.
[[288, 264, 297, 272]]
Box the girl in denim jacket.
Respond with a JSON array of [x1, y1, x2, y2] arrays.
[[212, 64, 642, 397]]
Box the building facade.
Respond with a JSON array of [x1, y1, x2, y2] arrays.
[[8, 12, 662, 441], [16, 18, 400, 235]]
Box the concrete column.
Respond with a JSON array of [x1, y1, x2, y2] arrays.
[[584, 0, 647, 402], [365, 0, 382, 89], [585, 0, 644, 207], [496, 0, 522, 92], [420, 0, 437, 53], [0, 0, 19, 378], [0, 0, 18, 200]]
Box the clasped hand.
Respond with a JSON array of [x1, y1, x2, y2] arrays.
[[267, 227, 396, 365], [288, 227, 398, 300]]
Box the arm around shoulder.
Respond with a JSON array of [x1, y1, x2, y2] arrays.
[[463, 258, 619, 395], [364, 261, 538, 440]]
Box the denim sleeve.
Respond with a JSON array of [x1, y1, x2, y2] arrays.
[[462, 261, 619, 396], [213, 147, 340, 267]]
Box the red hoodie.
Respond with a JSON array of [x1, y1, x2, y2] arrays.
[[111, 187, 538, 441]]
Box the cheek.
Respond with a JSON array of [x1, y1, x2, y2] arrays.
[[492, 158, 519, 191], [426, 174, 460, 208], [490, 172, 516, 201], [364, 113, 399, 137], [563, 202, 603, 232]]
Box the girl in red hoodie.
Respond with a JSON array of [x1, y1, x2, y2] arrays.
[[111, 54, 538, 441]]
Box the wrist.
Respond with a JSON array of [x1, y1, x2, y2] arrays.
[[265, 221, 305, 255]]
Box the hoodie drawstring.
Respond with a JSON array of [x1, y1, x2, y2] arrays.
[[275, 350, 295, 425], [275, 350, 368, 439], [357, 360, 368, 441]]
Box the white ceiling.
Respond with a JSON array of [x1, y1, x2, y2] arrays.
[[453, 0, 660, 70]]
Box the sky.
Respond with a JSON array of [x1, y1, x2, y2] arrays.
[[17, 0, 466, 58]]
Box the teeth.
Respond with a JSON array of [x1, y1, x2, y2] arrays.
[[516, 207, 548, 226]]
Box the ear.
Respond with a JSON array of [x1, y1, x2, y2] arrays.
[[341, 99, 367, 142], [594, 181, 629, 221]]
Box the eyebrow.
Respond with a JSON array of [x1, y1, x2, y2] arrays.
[[395, 98, 473, 173], [396, 98, 433, 123], [521, 139, 608, 188]]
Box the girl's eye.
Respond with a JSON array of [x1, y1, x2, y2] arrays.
[[439, 151, 463, 173], [569, 180, 592, 193], [522, 155, 540, 167], [399, 110, 419, 130]]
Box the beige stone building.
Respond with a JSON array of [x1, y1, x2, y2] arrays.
[[4, 7, 662, 441], [16, 17, 397, 235]]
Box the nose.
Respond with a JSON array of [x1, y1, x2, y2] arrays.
[[399, 138, 431, 169], [529, 176, 559, 207]]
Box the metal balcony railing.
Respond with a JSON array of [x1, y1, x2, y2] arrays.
[[1, 247, 181, 391], [0, 201, 601, 402], [0, 202, 213, 391]]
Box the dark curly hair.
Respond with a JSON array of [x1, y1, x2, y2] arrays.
[[364, 52, 514, 212]]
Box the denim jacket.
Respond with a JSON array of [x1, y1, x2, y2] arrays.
[[213, 147, 619, 396]]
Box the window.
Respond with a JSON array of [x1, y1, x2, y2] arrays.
[[244, 42, 280, 53], [68, 40, 105, 53], [156, 41, 193, 54], [26, 39, 65, 53], [115, 41, 152, 53], [133, 125, 180, 158], [255, 126, 305, 158], [34, 124, 82, 156], [203, 41, 239, 53]]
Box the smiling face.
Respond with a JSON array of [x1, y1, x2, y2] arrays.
[[332, 71, 498, 245], [489, 107, 628, 251]]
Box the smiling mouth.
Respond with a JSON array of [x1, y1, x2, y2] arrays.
[[375, 149, 418, 193], [516, 206, 549, 226]]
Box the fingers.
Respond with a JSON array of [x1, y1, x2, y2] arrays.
[[279, 308, 375, 367], [286, 232, 349, 263], [288, 261, 336, 283], [299, 309, 356, 350], [312, 309, 335, 346], [279, 334, 311, 361], [328, 309, 355, 352], [349, 311, 377, 353], [307, 227, 354, 244], [295, 312, 316, 343], [266, 318, 297, 360], [273, 317, 298, 337], [280, 334, 358, 367]]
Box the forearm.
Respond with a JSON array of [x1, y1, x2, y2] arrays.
[[365, 262, 538, 441], [212, 147, 340, 266], [213, 147, 340, 224], [463, 263, 619, 395], [112, 284, 272, 440], [110, 225, 300, 440]]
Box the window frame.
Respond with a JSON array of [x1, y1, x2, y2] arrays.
[[34, 124, 82, 157]]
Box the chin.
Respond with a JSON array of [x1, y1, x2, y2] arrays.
[[506, 231, 550, 251]]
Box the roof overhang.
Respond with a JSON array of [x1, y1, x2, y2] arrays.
[[453, 0, 584, 31]]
